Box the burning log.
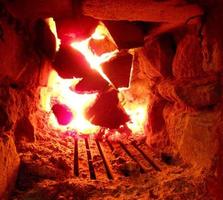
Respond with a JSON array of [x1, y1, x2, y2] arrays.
[[103, 21, 145, 49], [53, 44, 91, 79], [73, 72, 109, 93], [54, 44, 110, 93], [82, 0, 203, 23], [86, 89, 129, 129], [52, 103, 73, 125], [101, 51, 133, 88], [89, 36, 117, 56], [34, 19, 56, 59], [56, 16, 99, 44]]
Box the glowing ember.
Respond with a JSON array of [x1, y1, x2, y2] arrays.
[[40, 21, 149, 135]]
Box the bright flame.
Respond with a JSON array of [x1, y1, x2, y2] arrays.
[[40, 22, 149, 136], [46, 18, 61, 51], [40, 70, 100, 134], [71, 23, 118, 86], [118, 90, 148, 134]]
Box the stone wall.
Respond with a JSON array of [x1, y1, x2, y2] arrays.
[[0, 0, 222, 199], [143, 1, 223, 199], [0, 4, 41, 199]]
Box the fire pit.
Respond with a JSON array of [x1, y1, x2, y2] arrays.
[[0, 0, 223, 200]]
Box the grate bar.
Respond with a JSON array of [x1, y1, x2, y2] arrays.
[[84, 137, 96, 179], [74, 137, 79, 176], [131, 141, 161, 172], [95, 140, 113, 180], [107, 140, 115, 151], [119, 142, 145, 173]]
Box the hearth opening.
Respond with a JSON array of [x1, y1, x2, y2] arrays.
[[39, 20, 148, 137], [0, 1, 222, 200]]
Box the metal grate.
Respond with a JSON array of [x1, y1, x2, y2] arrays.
[[73, 136, 161, 180]]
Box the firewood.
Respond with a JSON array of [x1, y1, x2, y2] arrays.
[[86, 89, 129, 129], [56, 16, 99, 44], [101, 51, 133, 88], [71, 71, 109, 93], [53, 44, 91, 79], [34, 19, 56, 59]]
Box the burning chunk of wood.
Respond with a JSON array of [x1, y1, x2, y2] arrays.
[[89, 36, 117, 56], [86, 89, 129, 129], [103, 21, 145, 49], [53, 44, 91, 79], [56, 16, 99, 44], [101, 51, 133, 88], [34, 19, 56, 59], [71, 71, 109, 93], [52, 103, 73, 125], [82, 0, 203, 23]]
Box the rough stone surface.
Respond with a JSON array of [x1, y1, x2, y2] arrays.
[[0, 105, 11, 132], [14, 117, 35, 143], [157, 76, 220, 108], [163, 103, 220, 170], [146, 95, 170, 150], [0, 16, 40, 88], [200, 0, 223, 74], [144, 34, 175, 79], [0, 20, 25, 81], [172, 34, 205, 79], [147, 95, 166, 134], [134, 48, 160, 81], [0, 134, 20, 200], [82, 0, 203, 23], [0, 12, 40, 199]]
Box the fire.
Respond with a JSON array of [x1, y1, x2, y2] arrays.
[[40, 70, 100, 134], [71, 23, 118, 86], [40, 20, 148, 135]]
